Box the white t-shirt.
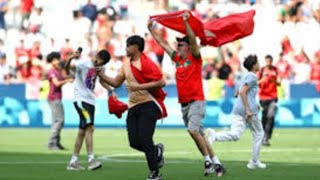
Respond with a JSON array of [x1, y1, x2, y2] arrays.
[[74, 59, 97, 105]]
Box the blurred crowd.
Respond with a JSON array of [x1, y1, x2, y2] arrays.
[[0, 0, 319, 100]]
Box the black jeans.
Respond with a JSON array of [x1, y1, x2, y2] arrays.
[[260, 99, 277, 140], [126, 101, 160, 172]]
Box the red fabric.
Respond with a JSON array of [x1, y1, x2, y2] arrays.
[[276, 59, 291, 79], [150, 10, 255, 47], [172, 51, 204, 103], [258, 66, 278, 100], [108, 96, 128, 118], [130, 54, 167, 119], [150, 10, 207, 45], [204, 10, 255, 46]]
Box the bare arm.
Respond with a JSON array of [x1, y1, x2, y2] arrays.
[[148, 20, 174, 57], [96, 66, 125, 88], [64, 51, 81, 74], [52, 77, 73, 87], [239, 84, 252, 119], [182, 11, 200, 57]]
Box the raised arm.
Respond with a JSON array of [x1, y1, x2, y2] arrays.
[[64, 51, 81, 74], [148, 20, 174, 56], [182, 11, 200, 57]]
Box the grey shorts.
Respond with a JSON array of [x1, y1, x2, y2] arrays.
[[181, 101, 206, 135]]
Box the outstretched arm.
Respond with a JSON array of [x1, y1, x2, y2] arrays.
[[96, 66, 125, 88], [182, 11, 200, 58], [148, 20, 175, 57]]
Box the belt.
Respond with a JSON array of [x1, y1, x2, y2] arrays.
[[181, 100, 195, 107]]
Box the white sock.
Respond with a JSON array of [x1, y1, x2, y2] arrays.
[[157, 147, 161, 157], [212, 156, 221, 165], [204, 155, 212, 163], [88, 154, 94, 162], [70, 155, 78, 164]]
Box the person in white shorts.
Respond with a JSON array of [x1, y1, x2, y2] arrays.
[[205, 54, 267, 169]]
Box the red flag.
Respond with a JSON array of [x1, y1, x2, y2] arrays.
[[130, 54, 167, 119], [150, 10, 207, 45], [108, 96, 128, 119], [150, 10, 255, 47], [204, 10, 255, 46]]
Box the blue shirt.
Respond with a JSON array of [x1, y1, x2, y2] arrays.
[[232, 72, 259, 117]]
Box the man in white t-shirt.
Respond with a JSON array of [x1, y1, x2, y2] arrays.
[[65, 49, 113, 171]]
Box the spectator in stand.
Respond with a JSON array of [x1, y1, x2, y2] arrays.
[[258, 55, 281, 146], [60, 38, 74, 61], [28, 7, 43, 33], [20, 0, 34, 30], [81, 0, 97, 25], [0, 0, 8, 30], [0, 53, 9, 84], [276, 52, 291, 80], [310, 50, 320, 92]]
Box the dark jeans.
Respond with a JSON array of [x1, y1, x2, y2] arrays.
[[126, 101, 160, 172], [260, 99, 277, 140]]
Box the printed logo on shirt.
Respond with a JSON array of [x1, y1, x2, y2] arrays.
[[176, 59, 191, 68], [85, 68, 97, 90]]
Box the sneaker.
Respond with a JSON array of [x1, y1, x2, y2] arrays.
[[57, 144, 67, 150], [48, 145, 64, 151], [147, 171, 162, 180], [214, 164, 226, 177], [262, 139, 270, 146], [67, 161, 85, 171], [157, 143, 165, 169], [205, 128, 216, 145], [204, 160, 214, 176], [88, 159, 102, 170], [247, 160, 267, 169]]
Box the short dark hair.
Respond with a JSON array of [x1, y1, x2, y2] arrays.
[[176, 36, 190, 44], [265, 54, 273, 61], [243, 54, 258, 71], [97, 50, 111, 65], [47, 52, 61, 63], [126, 35, 145, 52]]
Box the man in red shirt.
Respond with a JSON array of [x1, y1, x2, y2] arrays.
[[148, 11, 225, 177], [258, 55, 280, 146]]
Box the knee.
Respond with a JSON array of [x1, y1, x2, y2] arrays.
[[78, 129, 85, 137], [231, 131, 241, 141], [85, 125, 94, 133]]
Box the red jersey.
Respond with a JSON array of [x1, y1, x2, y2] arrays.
[[258, 66, 278, 100], [276, 59, 290, 79], [172, 51, 204, 103]]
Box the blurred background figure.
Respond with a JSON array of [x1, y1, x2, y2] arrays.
[[258, 55, 280, 146]]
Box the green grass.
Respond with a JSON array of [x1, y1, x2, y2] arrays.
[[0, 128, 319, 180]]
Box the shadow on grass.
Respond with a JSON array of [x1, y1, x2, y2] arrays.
[[0, 152, 318, 180]]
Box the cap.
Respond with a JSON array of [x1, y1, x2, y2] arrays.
[[176, 36, 190, 44]]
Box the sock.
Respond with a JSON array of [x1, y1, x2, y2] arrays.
[[157, 146, 161, 157], [88, 154, 94, 162], [212, 156, 221, 165], [204, 155, 212, 163], [70, 155, 78, 164]]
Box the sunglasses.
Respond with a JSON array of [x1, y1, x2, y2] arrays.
[[178, 43, 187, 47]]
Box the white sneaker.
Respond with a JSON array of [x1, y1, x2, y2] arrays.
[[88, 159, 102, 170], [66, 161, 85, 171], [246, 160, 267, 169], [204, 128, 216, 145]]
